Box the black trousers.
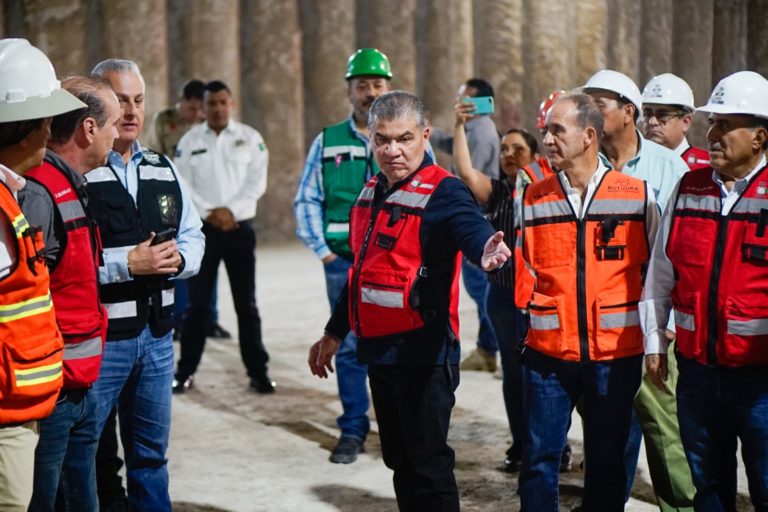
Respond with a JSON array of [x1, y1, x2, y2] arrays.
[[177, 221, 269, 380], [368, 364, 460, 512]]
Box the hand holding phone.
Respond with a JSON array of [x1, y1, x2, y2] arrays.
[[150, 228, 177, 246], [462, 96, 495, 115]]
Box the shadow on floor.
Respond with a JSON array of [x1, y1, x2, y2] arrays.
[[311, 484, 397, 512], [172, 502, 233, 512]]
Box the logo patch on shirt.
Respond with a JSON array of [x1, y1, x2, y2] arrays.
[[143, 152, 160, 165], [758, 182, 767, 196], [258, 142, 266, 152], [234, 139, 247, 148]]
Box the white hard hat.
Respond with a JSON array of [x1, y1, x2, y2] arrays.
[[697, 71, 768, 119], [0, 39, 86, 123], [642, 73, 695, 111], [582, 69, 643, 114]]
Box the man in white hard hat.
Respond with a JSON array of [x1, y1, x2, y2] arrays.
[[0, 38, 85, 511], [642, 73, 709, 171], [582, 69, 689, 503], [640, 70, 768, 510]]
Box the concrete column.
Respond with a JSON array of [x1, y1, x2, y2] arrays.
[[418, 0, 473, 132], [640, 0, 674, 85], [575, 0, 608, 86], [98, 0, 169, 125], [0, 2, 5, 37], [712, 0, 748, 82], [473, 0, 524, 132], [356, 0, 417, 93], [747, 0, 768, 77], [17, 0, 88, 76], [606, 0, 642, 82], [241, 0, 304, 242], [177, 0, 240, 113], [522, 0, 572, 135], [299, 0, 355, 148]]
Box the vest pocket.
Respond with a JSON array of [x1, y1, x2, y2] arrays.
[[742, 221, 768, 263], [531, 224, 574, 269], [723, 299, 768, 364], [2, 334, 62, 401], [355, 268, 423, 338], [671, 292, 700, 360], [528, 292, 565, 354], [593, 291, 642, 357]]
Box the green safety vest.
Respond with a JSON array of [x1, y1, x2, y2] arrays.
[[321, 120, 377, 260]]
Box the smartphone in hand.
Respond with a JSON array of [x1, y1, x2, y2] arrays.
[[149, 227, 177, 246], [463, 96, 495, 115]]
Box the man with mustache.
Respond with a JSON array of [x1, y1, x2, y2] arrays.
[[294, 48, 393, 464], [641, 70, 768, 510]]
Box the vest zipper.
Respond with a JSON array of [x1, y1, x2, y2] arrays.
[[351, 198, 383, 337], [576, 220, 590, 362], [706, 216, 729, 366]]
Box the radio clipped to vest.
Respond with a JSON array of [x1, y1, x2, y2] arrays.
[[595, 217, 626, 261]]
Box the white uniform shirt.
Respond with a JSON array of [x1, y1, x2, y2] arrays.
[[175, 120, 268, 222], [639, 155, 768, 355], [0, 165, 26, 278]]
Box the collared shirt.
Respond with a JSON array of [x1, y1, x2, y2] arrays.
[[0, 164, 24, 278], [600, 130, 688, 212], [99, 140, 204, 284], [673, 137, 691, 157], [175, 120, 268, 222], [639, 155, 768, 355], [294, 116, 436, 260]]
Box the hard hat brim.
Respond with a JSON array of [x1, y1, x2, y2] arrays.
[[0, 88, 86, 123], [696, 103, 768, 119]]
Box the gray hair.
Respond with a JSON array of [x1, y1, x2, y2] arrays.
[[368, 90, 427, 134], [49, 75, 114, 145], [558, 93, 604, 144], [91, 59, 144, 85]]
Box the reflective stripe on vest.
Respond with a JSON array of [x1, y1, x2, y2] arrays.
[[11, 213, 29, 236], [103, 288, 174, 319], [667, 165, 768, 366], [15, 361, 63, 387], [63, 336, 103, 360], [323, 145, 367, 159], [361, 286, 404, 308], [0, 293, 54, 322]]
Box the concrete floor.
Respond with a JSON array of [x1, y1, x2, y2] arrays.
[[166, 242, 751, 511]]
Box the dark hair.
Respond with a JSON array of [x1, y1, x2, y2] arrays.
[[368, 90, 427, 133], [558, 93, 604, 144], [182, 80, 205, 101], [0, 118, 46, 149], [466, 78, 494, 98], [49, 75, 113, 145], [204, 80, 231, 96], [617, 96, 640, 122], [503, 128, 538, 155]]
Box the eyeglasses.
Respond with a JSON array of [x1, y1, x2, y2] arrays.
[[642, 109, 686, 125]]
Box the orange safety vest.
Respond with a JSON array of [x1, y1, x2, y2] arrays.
[[514, 158, 556, 309], [522, 170, 649, 361], [0, 181, 63, 424]]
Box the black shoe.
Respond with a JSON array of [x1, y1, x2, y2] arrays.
[[500, 445, 522, 473], [330, 436, 364, 464], [207, 323, 232, 339], [560, 443, 573, 473], [99, 495, 127, 512], [172, 374, 194, 394], [250, 374, 276, 394]]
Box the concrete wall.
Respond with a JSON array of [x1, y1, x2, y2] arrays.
[[3, 0, 767, 241]]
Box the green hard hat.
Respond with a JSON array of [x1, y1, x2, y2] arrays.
[[345, 48, 392, 80]]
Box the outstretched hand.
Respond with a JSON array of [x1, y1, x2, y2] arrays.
[[481, 231, 511, 271], [308, 334, 342, 379]]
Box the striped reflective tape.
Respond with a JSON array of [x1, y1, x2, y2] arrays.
[[733, 197, 768, 216], [357, 186, 376, 202], [530, 313, 560, 330], [11, 213, 29, 237], [589, 198, 645, 216], [727, 317, 768, 336], [676, 193, 719, 214], [85, 167, 118, 183], [139, 165, 175, 182], [58, 199, 86, 223], [323, 145, 367, 159], [361, 287, 404, 308], [161, 288, 174, 307], [326, 222, 349, 234], [600, 310, 640, 329], [527, 162, 545, 181], [674, 310, 695, 331], [63, 336, 103, 361], [14, 361, 62, 387], [385, 190, 430, 209], [0, 293, 54, 323], [103, 300, 137, 319], [524, 199, 572, 221]]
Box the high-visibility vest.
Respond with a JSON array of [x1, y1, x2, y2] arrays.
[[681, 145, 710, 172], [86, 149, 181, 340], [667, 165, 768, 366], [0, 181, 63, 424], [321, 120, 376, 261], [27, 156, 107, 388], [522, 170, 649, 361], [514, 158, 556, 309], [348, 164, 461, 340]]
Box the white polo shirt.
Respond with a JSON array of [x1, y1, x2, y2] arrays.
[[175, 120, 268, 222]]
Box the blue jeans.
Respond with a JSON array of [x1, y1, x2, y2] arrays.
[[676, 354, 768, 511], [324, 257, 370, 441], [486, 282, 527, 451], [173, 277, 219, 329], [29, 389, 99, 512], [519, 349, 642, 512], [461, 257, 497, 354], [92, 327, 174, 511]]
